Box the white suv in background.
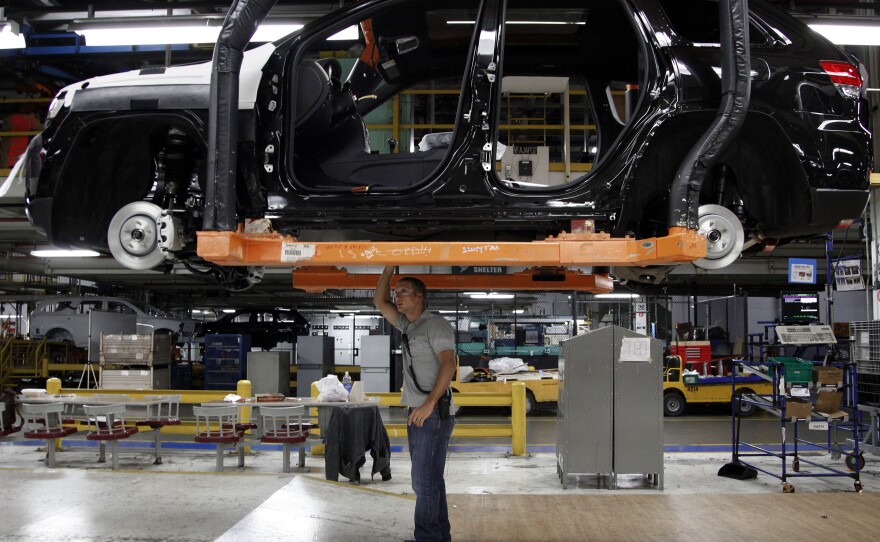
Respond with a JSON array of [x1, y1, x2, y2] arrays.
[[29, 296, 197, 347]]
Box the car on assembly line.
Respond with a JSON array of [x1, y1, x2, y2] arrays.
[[29, 296, 198, 348], [17, 0, 871, 288], [198, 307, 311, 350]]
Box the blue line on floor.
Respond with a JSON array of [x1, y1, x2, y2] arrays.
[[2, 440, 844, 455]]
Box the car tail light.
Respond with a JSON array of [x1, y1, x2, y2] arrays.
[[820, 61, 862, 97]]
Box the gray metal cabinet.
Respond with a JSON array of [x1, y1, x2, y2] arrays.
[[360, 335, 391, 393], [248, 351, 291, 395], [296, 335, 335, 397], [557, 325, 663, 489]]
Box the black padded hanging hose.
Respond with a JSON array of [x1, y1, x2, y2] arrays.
[[667, 0, 751, 230], [204, 0, 279, 231]]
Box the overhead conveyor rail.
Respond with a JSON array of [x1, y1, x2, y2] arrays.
[[291, 267, 614, 293], [197, 227, 706, 268]]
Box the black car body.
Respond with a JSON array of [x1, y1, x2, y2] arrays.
[[200, 307, 310, 350], [21, 0, 871, 285]]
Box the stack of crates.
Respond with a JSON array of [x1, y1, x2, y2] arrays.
[[100, 333, 173, 366], [99, 334, 173, 389], [850, 320, 880, 404]]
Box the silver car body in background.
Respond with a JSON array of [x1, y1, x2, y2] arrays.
[[29, 296, 197, 348]]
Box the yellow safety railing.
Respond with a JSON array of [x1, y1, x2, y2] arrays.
[[310, 381, 527, 456], [0, 337, 52, 387], [50, 379, 528, 456]]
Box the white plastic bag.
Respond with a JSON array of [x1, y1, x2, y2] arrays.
[[316, 375, 350, 402], [489, 357, 528, 374]]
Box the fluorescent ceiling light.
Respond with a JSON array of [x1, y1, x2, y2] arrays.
[[804, 18, 880, 46], [71, 16, 228, 46], [448, 20, 584, 25], [594, 293, 640, 299], [330, 309, 360, 313], [222, 309, 236, 313], [0, 21, 26, 50], [468, 292, 515, 299], [808, 23, 880, 46], [72, 16, 356, 46], [439, 310, 469, 314], [252, 23, 303, 42], [327, 25, 359, 41], [30, 249, 100, 258]]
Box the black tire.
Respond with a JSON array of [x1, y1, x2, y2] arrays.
[[735, 389, 757, 417], [524, 390, 537, 416], [664, 391, 686, 417], [845, 453, 865, 472]]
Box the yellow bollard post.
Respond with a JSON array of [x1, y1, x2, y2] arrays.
[[236, 380, 252, 453], [310, 381, 324, 456], [510, 382, 526, 456], [46, 377, 61, 395], [45, 377, 64, 451]]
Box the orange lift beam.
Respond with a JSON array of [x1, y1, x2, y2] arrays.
[[292, 267, 614, 293], [197, 227, 706, 268]]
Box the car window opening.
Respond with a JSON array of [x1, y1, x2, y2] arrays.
[[496, 0, 644, 190], [289, 0, 479, 193]]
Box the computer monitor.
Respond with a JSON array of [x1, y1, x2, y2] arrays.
[[780, 292, 820, 324]]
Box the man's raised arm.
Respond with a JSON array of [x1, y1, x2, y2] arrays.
[[373, 265, 399, 324]]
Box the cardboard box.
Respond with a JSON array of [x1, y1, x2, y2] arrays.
[[785, 398, 813, 419], [814, 366, 844, 387], [814, 389, 844, 414]]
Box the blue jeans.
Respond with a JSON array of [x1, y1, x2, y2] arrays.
[[408, 408, 455, 541]]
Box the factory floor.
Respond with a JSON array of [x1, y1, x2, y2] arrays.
[[1, 409, 877, 542]]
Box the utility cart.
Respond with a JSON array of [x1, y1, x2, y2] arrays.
[[725, 357, 863, 492]]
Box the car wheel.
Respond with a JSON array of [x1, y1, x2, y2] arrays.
[[663, 391, 686, 417], [735, 388, 757, 417], [693, 204, 744, 270], [107, 201, 166, 270]]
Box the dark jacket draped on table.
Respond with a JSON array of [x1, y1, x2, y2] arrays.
[[323, 405, 391, 482]]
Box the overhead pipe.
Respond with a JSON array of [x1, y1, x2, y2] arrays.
[[204, 0, 278, 231], [668, 0, 751, 230]]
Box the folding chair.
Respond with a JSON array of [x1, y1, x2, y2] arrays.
[[83, 404, 139, 470], [21, 402, 78, 467], [193, 405, 245, 472], [136, 395, 182, 464], [260, 405, 310, 473]]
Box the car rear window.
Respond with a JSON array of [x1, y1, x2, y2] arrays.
[[657, 0, 770, 46]]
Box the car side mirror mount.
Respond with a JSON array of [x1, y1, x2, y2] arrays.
[[393, 36, 419, 56]]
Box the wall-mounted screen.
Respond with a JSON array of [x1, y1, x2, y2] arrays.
[[780, 292, 820, 324]]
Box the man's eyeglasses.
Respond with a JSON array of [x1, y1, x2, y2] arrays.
[[393, 287, 415, 297]]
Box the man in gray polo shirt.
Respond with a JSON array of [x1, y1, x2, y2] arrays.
[[374, 266, 456, 542]]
